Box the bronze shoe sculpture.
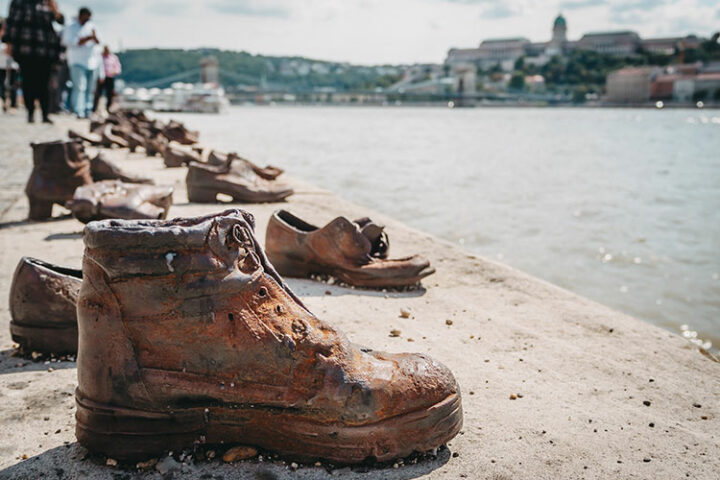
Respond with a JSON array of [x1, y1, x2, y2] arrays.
[[98, 125, 130, 149], [162, 120, 199, 145], [75, 209, 462, 463], [25, 140, 94, 220], [68, 129, 103, 146], [90, 153, 154, 185], [209, 150, 284, 180], [66, 180, 173, 223], [265, 210, 434, 288], [163, 143, 202, 168], [186, 161, 293, 203], [144, 134, 168, 157], [9, 257, 81, 354]]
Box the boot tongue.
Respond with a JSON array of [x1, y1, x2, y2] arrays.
[[353, 218, 389, 259]]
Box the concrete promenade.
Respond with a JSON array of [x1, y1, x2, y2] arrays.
[[0, 113, 717, 479]]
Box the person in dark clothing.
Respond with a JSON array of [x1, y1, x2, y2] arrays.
[[2, 0, 64, 123], [1, 18, 20, 111]]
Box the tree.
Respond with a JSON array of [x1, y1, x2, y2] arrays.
[[509, 71, 525, 91]]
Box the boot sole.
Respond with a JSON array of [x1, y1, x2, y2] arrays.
[[272, 254, 436, 288], [10, 321, 78, 354], [75, 390, 462, 464]]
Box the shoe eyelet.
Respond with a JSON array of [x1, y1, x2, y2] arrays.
[[258, 286, 268, 298], [275, 305, 283, 315]]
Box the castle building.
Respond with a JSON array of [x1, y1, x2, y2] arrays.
[[446, 14, 699, 72]]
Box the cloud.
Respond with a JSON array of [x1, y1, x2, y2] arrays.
[[208, 0, 292, 18], [560, 0, 607, 9], [481, 4, 520, 18], [60, 0, 130, 16]]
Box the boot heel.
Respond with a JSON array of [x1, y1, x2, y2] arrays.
[[187, 187, 217, 203], [75, 394, 207, 461], [27, 196, 54, 220]]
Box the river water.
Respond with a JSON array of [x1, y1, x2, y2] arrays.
[[162, 106, 720, 349]]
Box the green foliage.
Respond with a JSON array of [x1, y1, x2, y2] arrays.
[[509, 71, 525, 90], [117, 48, 401, 91]]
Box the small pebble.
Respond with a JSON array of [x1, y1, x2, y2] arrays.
[[445, 319, 453, 326], [452, 452, 459, 458], [324, 290, 331, 295], [509, 394, 517, 400], [389, 329, 401, 337], [222, 445, 258, 462], [693, 403, 702, 408], [290, 462, 298, 470], [136, 458, 158, 470], [399, 309, 410, 318], [643, 400, 651, 406], [105, 458, 118, 467], [643, 457, 651, 463], [648, 423, 654, 428], [407, 338, 415, 342]]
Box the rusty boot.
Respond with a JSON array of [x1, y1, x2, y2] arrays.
[[25, 140, 93, 220], [75, 209, 462, 463], [265, 210, 434, 288], [9, 257, 82, 354]]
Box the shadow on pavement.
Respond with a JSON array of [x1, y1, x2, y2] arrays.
[[0, 349, 76, 375], [0, 214, 74, 230], [44, 232, 83, 241], [0, 443, 451, 480]]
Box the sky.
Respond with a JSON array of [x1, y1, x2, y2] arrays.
[[1, 0, 718, 64]]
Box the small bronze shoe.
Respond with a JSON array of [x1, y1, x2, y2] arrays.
[[90, 153, 154, 185], [74, 209, 462, 463], [265, 210, 434, 288], [162, 120, 199, 145], [143, 134, 168, 157], [186, 161, 293, 203], [9, 257, 81, 354], [25, 140, 94, 220], [208, 150, 284, 180], [98, 125, 130, 149], [163, 144, 201, 168], [68, 129, 103, 146], [67, 180, 173, 223]]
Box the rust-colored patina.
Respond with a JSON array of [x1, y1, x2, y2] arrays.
[[266, 210, 435, 288], [75, 209, 462, 463], [9, 257, 81, 354], [66, 180, 173, 223], [25, 140, 94, 220], [185, 161, 294, 203]]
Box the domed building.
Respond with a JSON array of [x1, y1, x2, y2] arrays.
[[541, 14, 568, 56]]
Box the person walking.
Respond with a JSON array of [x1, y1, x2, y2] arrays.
[[62, 6, 100, 118], [2, 0, 64, 123], [93, 45, 121, 113], [0, 17, 20, 112]]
